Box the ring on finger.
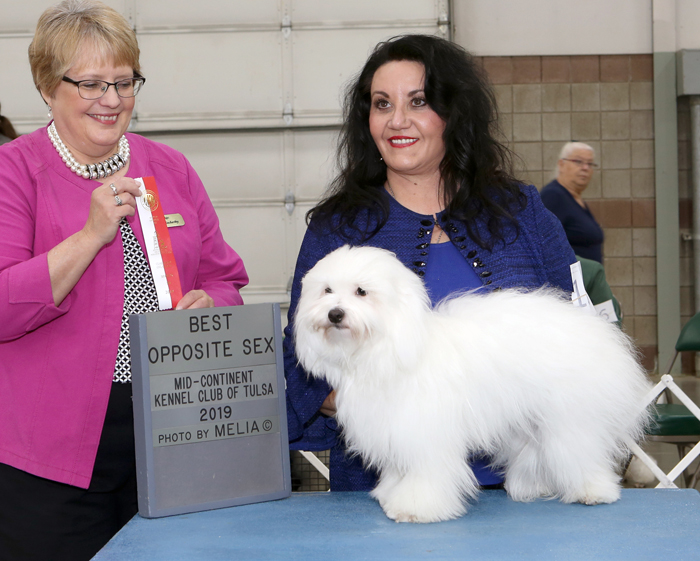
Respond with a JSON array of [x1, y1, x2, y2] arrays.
[[109, 183, 118, 195], [115, 195, 123, 206]]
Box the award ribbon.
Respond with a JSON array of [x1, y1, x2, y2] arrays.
[[135, 177, 183, 310]]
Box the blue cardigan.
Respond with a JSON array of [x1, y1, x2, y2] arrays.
[[284, 184, 576, 490]]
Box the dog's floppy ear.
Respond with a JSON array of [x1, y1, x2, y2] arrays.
[[363, 253, 431, 375]]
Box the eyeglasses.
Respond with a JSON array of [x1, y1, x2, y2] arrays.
[[562, 158, 598, 169], [62, 74, 146, 100]]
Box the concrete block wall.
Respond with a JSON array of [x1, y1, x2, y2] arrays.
[[478, 54, 661, 371]]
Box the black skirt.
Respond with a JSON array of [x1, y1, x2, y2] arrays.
[[0, 382, 138, 561]]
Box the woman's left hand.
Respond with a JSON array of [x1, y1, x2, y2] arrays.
[[175, 289, 215, 310]]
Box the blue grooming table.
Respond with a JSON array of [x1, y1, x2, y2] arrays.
[[93, 489, 700, 560]]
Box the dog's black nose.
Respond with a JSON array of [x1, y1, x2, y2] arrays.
[[328, 307, 345, 324]]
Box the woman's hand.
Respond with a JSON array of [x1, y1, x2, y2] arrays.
[[176, 289, 215, 310], [48, 179, 143, 307], [82, 179, 142, 247], [320, 390, 337, 417]]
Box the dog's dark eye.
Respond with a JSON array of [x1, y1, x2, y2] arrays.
[[325, 287, 333, 294], [356, 287, 367, 297]]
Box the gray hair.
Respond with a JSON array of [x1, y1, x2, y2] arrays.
[[559, 142, 595, 160]]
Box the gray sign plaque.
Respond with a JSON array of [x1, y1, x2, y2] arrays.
[[129, 303, 291, 518]]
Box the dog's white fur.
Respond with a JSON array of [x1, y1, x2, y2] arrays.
[[294, 245, 651, 523]]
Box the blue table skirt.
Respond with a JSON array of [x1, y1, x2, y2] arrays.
[[94, 489, 700, 561]]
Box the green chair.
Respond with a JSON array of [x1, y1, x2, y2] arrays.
[[646, 311, 700, 488]]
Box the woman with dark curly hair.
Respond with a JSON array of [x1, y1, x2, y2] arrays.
[[284, 34, 575, 492]]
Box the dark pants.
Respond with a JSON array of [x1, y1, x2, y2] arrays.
[[0, 382, 138, 561]]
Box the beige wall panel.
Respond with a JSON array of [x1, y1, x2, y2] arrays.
[[676, 0, 700, 49], [453, 0, 652, 56], [293, 129, 338, 201], [0, 0, 127, 131], [0, 37, 42, 127], [0, 0, 444, 310], [292, 27, 436, 118], [0, 0, 126, 31], [135, 32, 283, 128], [216, 205, 290, 303], [143, 131, 284, 201], [1, 3, 56, 31], [136, 0, 279, 28], [291, 0, 437, 24]]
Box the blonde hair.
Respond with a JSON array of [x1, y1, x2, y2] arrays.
[[28, 0, 140, 97]]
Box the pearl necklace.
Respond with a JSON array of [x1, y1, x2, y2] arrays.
[[386, 181, 444, 243], [48, 122, 130, 180]]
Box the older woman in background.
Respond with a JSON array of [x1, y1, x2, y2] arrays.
[[284, 35, 575, 494], [0, 1, 247, 559], [540, 142, 604, 263]]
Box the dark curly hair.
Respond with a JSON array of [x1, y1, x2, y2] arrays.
[[308, 34, 526, 249]]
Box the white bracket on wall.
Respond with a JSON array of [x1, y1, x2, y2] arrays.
[[626, 374, 700, 488], [437, 0, 450, 39], [283, 103, 293, 126], [437, 12, 450, 37], [284, 191, 295, 215], [281, 14, 291, 38]]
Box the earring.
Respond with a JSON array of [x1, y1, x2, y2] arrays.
[[47, 106, 52, 120]]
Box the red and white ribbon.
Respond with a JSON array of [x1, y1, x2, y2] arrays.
[[135, 176, 183, 310]]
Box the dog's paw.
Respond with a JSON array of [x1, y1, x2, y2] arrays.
[[382, 504, 450, 523], [385, 510, 421, 524], [374, 476, 467, 523], [376, 494, 434, 523], [505, 489, 541, 503], [623, 455, 657, 488], [571, 479, 621, 505], [504, 478, 550, 503], [578, 489, 620, 505]]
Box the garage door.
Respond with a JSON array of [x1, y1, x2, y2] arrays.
[[0, 0, 449, 308]]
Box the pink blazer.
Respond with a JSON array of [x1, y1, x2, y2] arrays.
[[0, 127, 248, 488]]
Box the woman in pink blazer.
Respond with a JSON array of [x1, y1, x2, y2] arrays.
[[0, 2, 248, 559]]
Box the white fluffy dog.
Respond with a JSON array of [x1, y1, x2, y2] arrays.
[[294, 245, 651, 523]]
